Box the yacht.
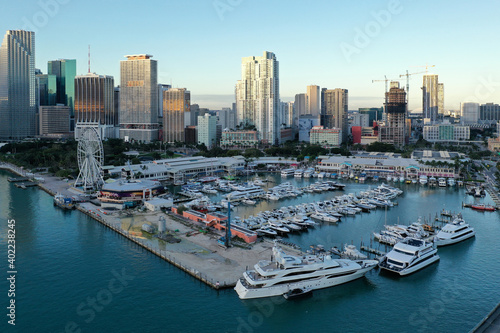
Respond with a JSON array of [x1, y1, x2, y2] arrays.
[[438, 178, 447, 187], [234, 244, 379, 299], [419, 175, 428, 185], [256, 227, 278, 237], [294, 169, 304, 178], [310, 212, 339, 223], [226, 186, 265, 200], [434, 215, 475, 246], [428, 177, 437, 187], [447, 178, 456, 187], [379, 238, 440, 276], [281, 168, 295, 177]]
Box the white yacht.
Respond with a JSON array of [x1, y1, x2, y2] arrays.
[[379, 238, 439, 276], [294, 169, 304, 178], [419, 175, 428, 185], [438, 177, 447, 187], [447, 178, 456, 187], [226, 186, 265, 200], [234, 244, 378, 299], [310, 212, 339, 223], [434, 214, 475, 246], [281, 168, 295, 177]]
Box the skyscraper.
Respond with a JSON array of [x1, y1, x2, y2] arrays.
[[0, 30, 36, 140], [47, 59, 76, 121], [74, 73, 117, 139], [379, 82, 407, 146], [235, 51, 280, 145], [306, 85, 320, 116], [322, 88, 348, 143], [197, 113, 217, 149], [163, 88, 190, 143], [119, 54, 158, 142], [36, 74, 57, 106], [438, 83, 444, 115], [422, 74, 439, 122]]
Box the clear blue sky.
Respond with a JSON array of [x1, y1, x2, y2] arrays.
[[2, 0, 500, 110]]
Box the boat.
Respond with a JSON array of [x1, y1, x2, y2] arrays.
[[200, 176, 218, 183], [281, 168, 295, 177], [378, 238, 440, 276], [438, 178, 447, 187], [399, 176, 405, 183], [242, 199, 257, 205], [283, 287, 313, 300], [53, 193, 75, 210], [267, 220, 291, 234], [226, 185, 265, 200], [294, 169, 304, 178], [428, 177, 437, 186], [470, 204, 496, 211], [434, 214, 475, 246], [256, 227, 278, 237], [447, 178, 456, 187], [342, 245, 367, 260], [310, 212, 339, 223], [234, 243, 379, 299], [253, 176, 266, 186], [419, 175, 428, 185]]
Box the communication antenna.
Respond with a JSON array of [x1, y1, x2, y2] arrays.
[[88, 45, 91, 73]]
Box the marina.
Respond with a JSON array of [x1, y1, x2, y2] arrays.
[[1, 165, 500, 332]]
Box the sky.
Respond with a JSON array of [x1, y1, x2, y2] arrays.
[[2, 0, 500, 111]]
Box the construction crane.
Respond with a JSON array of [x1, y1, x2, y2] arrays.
[[372, 76, 402, 115], [399, 65, 435, 115], [411, 64, 435, 74], [399, 70, 427, 115]]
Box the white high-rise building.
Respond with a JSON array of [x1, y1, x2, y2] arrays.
[[217, 107, 236, 130], [438, 83, 444, 115], [0, 30, 36, 139], [461, 102, 480, 124], [235, 51, 280, 145], [306, 85, 320, 117], [197, 114, 217, 149]]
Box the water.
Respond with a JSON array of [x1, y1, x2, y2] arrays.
[[1, 170, 499, 333]]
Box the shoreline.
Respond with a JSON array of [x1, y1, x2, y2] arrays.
[[0, 162, 277, 290]]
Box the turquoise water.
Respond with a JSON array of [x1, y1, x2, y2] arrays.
[[1, 170, 499, 333]]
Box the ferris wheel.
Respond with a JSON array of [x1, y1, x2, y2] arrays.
[[75, 127, 104, 192]]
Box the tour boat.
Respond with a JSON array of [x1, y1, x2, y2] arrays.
[[434, 214, 475, 246], [379, 238, 440, 276]]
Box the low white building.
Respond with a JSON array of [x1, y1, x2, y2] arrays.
[[423, 124, 470, 142], [309, 126, 342, 146], [144, 198, 173, 211]]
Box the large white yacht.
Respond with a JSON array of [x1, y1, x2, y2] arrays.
[[434, 214, 475, 246], [234, 244, 378, 299], [378, 238, 440, 276], [281, 168, 295, 177]]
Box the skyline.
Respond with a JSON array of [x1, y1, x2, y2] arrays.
[[1, 0, 500, 110]]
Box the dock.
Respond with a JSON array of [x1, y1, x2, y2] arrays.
[[470, 302, 500, 333], [7, 176, 29, 182], [360, 246, 386, 257]]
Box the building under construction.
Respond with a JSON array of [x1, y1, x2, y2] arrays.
[[379, 82, 407, 147]]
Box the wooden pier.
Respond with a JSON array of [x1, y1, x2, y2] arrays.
[[360, 246, 386, 257]]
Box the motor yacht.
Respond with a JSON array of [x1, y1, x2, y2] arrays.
[[234, 244, 378, 299], [434, 214, 475, 246], [379, 238, 440, 276]]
